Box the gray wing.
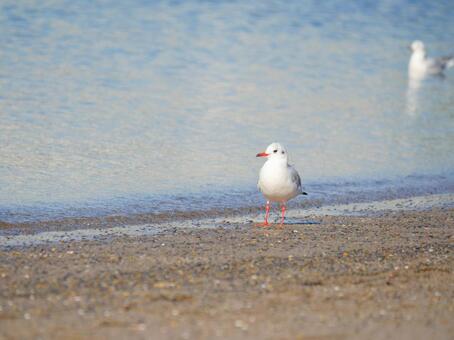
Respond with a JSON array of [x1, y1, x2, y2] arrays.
[[440, 56, 454, 69], [427, 56, 454, 72], [289, 165, 302, 192]]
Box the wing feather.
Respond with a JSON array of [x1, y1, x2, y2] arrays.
[[289, 165, 302, 192]]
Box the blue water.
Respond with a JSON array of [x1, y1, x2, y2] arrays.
[[1, 0, 454, 223]]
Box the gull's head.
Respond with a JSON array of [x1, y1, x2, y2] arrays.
[[410, 40, 425, 53], [256, 142, 288, 161]]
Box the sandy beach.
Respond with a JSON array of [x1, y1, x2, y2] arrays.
[[2, 1, 454, 339], [1, 208, 453, 339]]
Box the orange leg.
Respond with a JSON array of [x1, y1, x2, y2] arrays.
[[256, 201, 271, 227], [279, 203, 286, 227]]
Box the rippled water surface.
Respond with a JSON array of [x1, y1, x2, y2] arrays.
[[1, 0, 454, 222]]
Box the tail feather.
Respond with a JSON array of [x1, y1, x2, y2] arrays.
[[447, 58, 454, 69], [442, 56, 454, 69]]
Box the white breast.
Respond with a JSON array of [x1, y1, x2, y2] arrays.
[[409, 53, 428, 78], [258, 160, 300, 203]]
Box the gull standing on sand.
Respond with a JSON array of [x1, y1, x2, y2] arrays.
[[408, 40, 454, 79], [256, 142, 307, 226]]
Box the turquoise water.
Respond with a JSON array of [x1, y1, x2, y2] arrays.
[[1, 0, 453, 223]]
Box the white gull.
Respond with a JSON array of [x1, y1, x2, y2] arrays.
[[256, 142, 307, 227], [409, 40, 454, 79]]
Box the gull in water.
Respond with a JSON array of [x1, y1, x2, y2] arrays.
[[408, 40, 454, 79], [256, 142, 307, 227]]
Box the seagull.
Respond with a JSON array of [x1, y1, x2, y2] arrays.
[[408, 40, 454, 78], [256, 142, 307, 227]]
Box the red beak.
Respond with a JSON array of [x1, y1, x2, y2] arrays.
[[256, 152, 269, 157]]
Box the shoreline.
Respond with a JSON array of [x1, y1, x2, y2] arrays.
[[1, 207, 453, 339], [2, 173, 454, 225], [1, 192, 454, 249]]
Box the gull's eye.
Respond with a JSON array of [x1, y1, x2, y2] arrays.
[[273, 150, 278, 153]]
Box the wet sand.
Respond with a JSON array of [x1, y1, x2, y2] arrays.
[[1, 208, 453, 339]]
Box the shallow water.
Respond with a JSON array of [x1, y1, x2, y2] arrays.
[[1, 0, 454, 223], [2, 193, 453, 249]]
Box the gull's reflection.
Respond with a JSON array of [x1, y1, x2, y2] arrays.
[[405, 75, 424, 116]]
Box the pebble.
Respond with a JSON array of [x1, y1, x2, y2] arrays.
[[234, 319, 248, 331]]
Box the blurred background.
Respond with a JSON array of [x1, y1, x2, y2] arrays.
[[1, 0, 453, 223]]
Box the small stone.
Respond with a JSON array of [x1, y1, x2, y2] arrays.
[[134, 323, 146, 331], [234, 320, 248, 331], [153, 281, 176, 288]]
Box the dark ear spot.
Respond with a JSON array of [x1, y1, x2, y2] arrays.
[[281, 151, 285, 154]]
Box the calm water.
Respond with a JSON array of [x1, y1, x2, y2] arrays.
[[1, 0, 454, 223]]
